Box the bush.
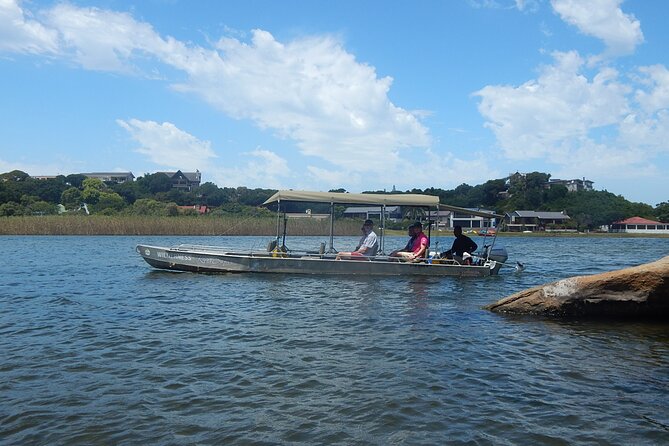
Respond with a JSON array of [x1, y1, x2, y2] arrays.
[[27, 201, 58, 215], [0, 201, 24, 216]]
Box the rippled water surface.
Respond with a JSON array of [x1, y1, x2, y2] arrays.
[[1, 235, 668, 445]]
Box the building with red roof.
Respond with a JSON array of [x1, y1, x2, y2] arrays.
[[610, 217, 668, 234]]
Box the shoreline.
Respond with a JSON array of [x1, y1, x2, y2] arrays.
[[2, 215, 668, 238]]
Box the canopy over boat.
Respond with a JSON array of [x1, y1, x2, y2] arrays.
[[264, 190, 504, 219], [263, 190, 439, 207]]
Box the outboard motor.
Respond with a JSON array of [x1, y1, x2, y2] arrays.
[[482, 244, 508, 264]]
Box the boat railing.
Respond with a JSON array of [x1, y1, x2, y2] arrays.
[[173, 243, 267, 254]]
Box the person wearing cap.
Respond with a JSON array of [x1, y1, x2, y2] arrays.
[[336, 219, 379, 260], [390, 222, 429, 261]]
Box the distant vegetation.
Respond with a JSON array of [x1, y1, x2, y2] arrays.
[[1, 169, 667, 234], [0, 215, 359, 236]]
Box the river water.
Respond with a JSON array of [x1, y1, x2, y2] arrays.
[[1, 235, 668, 445]]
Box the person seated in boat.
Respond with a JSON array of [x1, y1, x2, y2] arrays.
[[441, 225, 478, 264], [390, 221, 429, 261], [336, 219, 379, 260]]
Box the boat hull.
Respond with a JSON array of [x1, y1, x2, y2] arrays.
[[136, 244, 500, 277]]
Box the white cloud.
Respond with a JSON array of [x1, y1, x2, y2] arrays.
[[44, 3, 175, 73], [303, 149, 500, 194], [634, 65, 669, 114], [172, 29, 430, 172], [210, 149, 292, 189], [551, 0, 643, 56], [515, 0, 540, 13], [117, 119, 216, 170], [475, 50, 669, 182], [0, 0, 59, 54], [619, 110, 669, 155], [2, 2, 430, 177], [475, 51, 630, 159]]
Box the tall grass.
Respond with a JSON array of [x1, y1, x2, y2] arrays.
[[0, 215, 363, 236]]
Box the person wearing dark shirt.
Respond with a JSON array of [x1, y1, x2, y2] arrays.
[[442, 225, 477, 262]]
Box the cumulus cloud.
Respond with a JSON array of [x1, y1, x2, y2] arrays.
[[42, 3, 177, 73], [117, 119, 217, 170], [209, 149, 292, 189], [172, 29, 430, 171], [634, 65, 669, 114], [0, 0, 59, 54], [551, 0, 643, 56], [476, 49, 669, 180], [476, 51, 630, 158], [1, 1, 430, 175]]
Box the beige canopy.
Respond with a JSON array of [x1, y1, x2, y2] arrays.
[[263, 190, 504, 219], [263, 190, 440, 207]]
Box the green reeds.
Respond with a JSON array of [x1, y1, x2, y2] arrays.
[[0, 215, 363, 236]]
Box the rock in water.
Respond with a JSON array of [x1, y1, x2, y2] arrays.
[[485, 256, 669, 319]]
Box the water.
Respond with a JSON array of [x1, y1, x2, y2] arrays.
[[1, 235, 668, 445]]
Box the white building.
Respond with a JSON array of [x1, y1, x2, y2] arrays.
[[610, 217, 669, 234]]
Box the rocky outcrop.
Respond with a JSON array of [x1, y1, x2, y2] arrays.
[[485, 256, 669, 319]]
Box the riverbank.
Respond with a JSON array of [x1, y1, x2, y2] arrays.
[[2, 215, 668, 237]]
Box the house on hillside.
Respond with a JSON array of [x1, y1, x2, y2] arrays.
[[610, 216, 669, 234], [544, 178, 594, 193], [81, 172, 135, 183], [450, 208, 497, 230], [506, 210, 571, 232], [158, 170, 201, 191], [342, 206, 403, 222]]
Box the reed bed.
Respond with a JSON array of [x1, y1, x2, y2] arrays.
[[0, 215, 363, 236]]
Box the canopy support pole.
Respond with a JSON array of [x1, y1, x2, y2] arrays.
[[275, 201, 281, 242], [327, 202, 336, 253], [380, 204, 387, 255]]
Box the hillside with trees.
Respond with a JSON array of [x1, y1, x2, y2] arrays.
[[1, 169, 667, 231]]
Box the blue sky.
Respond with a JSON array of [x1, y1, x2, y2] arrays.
[[1, 0, 667, 206]]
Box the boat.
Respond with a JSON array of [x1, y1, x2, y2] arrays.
[[136, 190, 508, 277]]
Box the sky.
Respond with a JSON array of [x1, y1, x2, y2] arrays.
[[1, 0, 668, 206]]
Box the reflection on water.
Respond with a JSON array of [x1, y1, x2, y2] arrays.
[[1, 235, 668, 445]]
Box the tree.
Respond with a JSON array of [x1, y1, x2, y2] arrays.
[[0, 181, 20, 204], [61, 187, 83, 209], [65, 174, 87, 188], [93, 192, 125, 213], [130, 198, 177, 216], [82, 187, 101, 204], [0, 170, 29, 182], [136, 173, 172, 194], [656, 202, 669, 223], [30, 178, 68, 203], [82, 178, 105, 190], [81, 178, 105, 205], [27, 201, 57, 215], [0, 201, 24, 216], [480, 179, 507, 206], [196, 182, 229, 206], [111, 181, 138, 204], [544, 184, 568, 202]]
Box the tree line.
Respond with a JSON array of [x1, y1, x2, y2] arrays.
[[1, 169, 667, 230]]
